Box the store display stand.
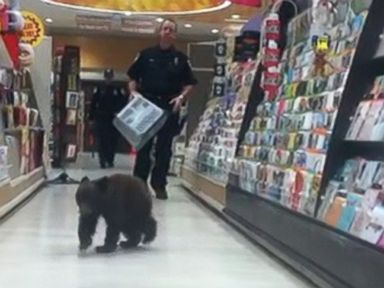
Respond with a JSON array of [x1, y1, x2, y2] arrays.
[[0, 5, 48, 218], [225, 1, 384, 288], [48, 45, 81, 185]]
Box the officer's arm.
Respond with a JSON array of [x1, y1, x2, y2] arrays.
[[127, 52, 144, 94], [180, 57, 198, 102], [89, 88, 99, 121], [128, 79, 138, 94], [180, 85, 194, 102]]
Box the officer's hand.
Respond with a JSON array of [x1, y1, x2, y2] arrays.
[[169, 95, 184, 113]]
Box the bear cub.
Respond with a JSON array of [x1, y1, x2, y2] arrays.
[[75, 174, 157, 253]]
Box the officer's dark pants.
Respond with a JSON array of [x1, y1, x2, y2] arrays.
[[95, 120, 118, 167], [134, 113, 179, 189]]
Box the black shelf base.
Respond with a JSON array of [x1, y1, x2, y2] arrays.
[[226, 184, 384, 288]]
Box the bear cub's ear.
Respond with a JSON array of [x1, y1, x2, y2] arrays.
[[81, 176, 90, 183], [94, 176, 109, 192]]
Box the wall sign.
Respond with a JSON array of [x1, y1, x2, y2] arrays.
[[21, 11, 45, 47]]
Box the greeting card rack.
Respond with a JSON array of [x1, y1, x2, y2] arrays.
[[225, 1, 384, 288], [182, 33, 260, 205], [48, 46, 82, 184], [51, 46, 81, 169], [0, 62, 45, 218]]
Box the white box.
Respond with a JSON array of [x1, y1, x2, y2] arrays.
[[113, 92, 168, 150]]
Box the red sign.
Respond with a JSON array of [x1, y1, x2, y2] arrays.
[[231, 0, 262, 7]]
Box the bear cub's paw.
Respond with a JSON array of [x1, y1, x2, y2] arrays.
[[95, 244, 117, 254], [79, 237, 92, 251]]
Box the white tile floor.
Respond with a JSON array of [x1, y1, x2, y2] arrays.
[[0, 169, 314, 288]]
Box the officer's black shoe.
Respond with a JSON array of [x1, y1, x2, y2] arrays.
[[108, 162, 115, 168], [151, 185, 168, 200], [150, 180, 168, 200], [155, 188, 168, 200], [100, 163, 106, 169]]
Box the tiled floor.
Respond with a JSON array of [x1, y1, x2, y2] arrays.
[[0, 169, 314, 288]]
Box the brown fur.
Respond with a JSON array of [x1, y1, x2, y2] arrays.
[[76, 174, 157, 253]]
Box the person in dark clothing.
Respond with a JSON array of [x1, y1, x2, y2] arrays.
[[89, 69, 127, 169], [127, 18, 197, 200]]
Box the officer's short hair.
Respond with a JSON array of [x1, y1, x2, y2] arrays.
[[159, 18, 178, 33]]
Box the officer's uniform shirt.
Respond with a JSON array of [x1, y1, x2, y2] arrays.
[[89, 85, 126, 122], [127, 45, 197, 110]]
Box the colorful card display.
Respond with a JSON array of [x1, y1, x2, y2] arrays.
[[233, 7, 368, 217], [320, 157, 384, 248], [347, 75, 384, 141]]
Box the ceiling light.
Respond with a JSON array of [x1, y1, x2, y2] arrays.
[[211, 29, 219, 34], [184, 24, 192, 28], [45, 18, 53, 23], [156, 17, 164, 23], [231, 14, 240, 19]]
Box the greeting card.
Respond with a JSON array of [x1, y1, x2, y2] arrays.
[[336, 192, 363, 232], [360, 205, 384, 244], [324, 195, 347, 227], [346, 101, 371, 140]]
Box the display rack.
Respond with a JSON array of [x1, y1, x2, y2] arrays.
[[183, 55, 259, 204], [51, 46, 81, 168], [231, 6, 366, 216], [0, 23, 46, 217], [181, 1, 299, 205], [225, 1, 384, 287]]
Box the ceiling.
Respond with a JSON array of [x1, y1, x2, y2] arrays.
[[19, 0, 266, 40]]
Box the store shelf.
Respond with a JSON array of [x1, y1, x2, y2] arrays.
[[226, 183, 384, 288], [229, 182, 384, 252], [181, 165, 226, 205], [3, 127, 45, 133], [369, 55, 384, 75], [0, 166, 44, 219], [343, 139, 384, 160], [344, 139, 384, 148], [0, 177, 10, 190], [10, 166, 44, 186]]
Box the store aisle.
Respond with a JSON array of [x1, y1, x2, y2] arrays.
[[0, 170, 314, 288]]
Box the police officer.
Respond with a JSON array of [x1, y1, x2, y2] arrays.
[[90, 69, 127, 169], [127, 18, 197, 200]]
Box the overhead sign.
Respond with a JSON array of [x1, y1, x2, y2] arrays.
[[75, 15, 156, 33], [121, 18, 155, 34], [21, 11, 45, 47], [76, 15, 112, 31]]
